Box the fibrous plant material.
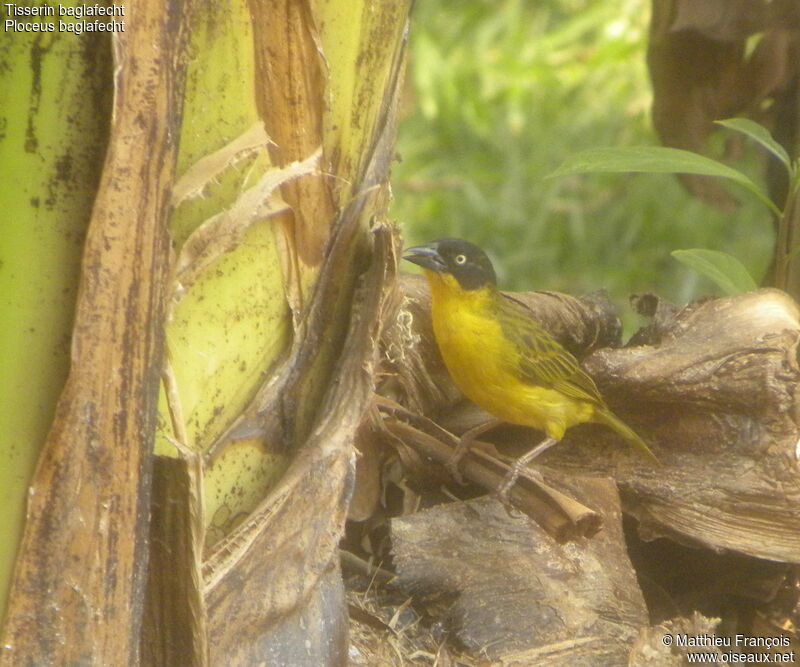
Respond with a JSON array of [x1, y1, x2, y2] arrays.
[[1, 0, 414, 663], [0, 0, 192, 662], [356, 276, 800, 661]]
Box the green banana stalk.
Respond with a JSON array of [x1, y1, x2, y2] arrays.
[[0, 17, 111, 623], [0, 0, 411, 662]]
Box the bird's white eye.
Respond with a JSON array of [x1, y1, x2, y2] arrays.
[[454, 254, 467, 265]]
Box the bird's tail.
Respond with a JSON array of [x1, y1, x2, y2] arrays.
[[595, 408, 660, 464]]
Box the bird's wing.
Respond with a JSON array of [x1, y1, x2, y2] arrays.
[[495, 293, 603, 405]]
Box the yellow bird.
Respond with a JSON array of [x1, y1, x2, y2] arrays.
[[404, 238, 658, 493]]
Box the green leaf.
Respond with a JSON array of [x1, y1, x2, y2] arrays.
[[715, 118, 792, 173], [671, 249, 758, 295], [548, 146, 781, 216]]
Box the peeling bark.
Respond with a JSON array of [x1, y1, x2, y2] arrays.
[[0, 0, 192, 662], [379, 281, 800, 560]]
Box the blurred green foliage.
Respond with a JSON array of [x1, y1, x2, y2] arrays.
[[393, 0, 774, 313]]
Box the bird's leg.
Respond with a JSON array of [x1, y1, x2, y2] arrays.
[[446, 418, 504, 483], [496, 436, 559, 504]]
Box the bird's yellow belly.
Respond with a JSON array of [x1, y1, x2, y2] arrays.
[[431, 296, 595, 440]]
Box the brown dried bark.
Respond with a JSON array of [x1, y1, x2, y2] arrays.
[[648, 0, 800, 211], [0, 0, 192, 662], [358, 278, 800, 662]]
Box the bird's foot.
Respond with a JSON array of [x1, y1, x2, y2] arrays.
[[494, 458, 524, 507], [444, 441, 469, 485], [444, 418, 503, 485], [493, 437, 558, 505]]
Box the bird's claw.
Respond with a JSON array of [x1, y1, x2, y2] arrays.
[[494, 480, 514, 511], [444, 451, 467, 485], [444, 419, 503, 485], [494, 457, 545, 510], [494, 459, 523, 506]]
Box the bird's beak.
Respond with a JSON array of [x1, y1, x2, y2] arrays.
[[403, 244, 446, 273]]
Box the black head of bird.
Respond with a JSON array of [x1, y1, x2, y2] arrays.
[[403, 238, 497, 291]]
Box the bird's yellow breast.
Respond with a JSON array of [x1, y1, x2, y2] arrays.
[[425, 271, 595, 440]]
